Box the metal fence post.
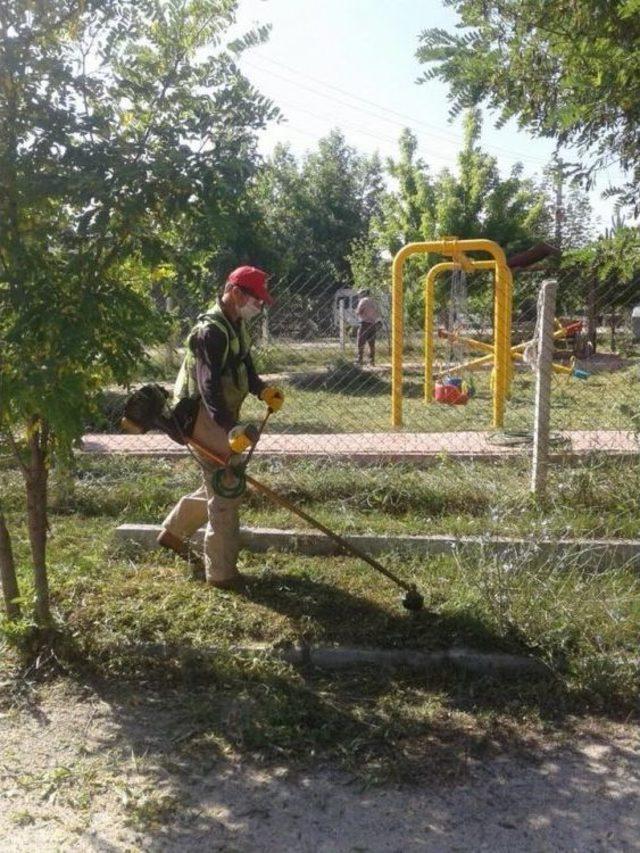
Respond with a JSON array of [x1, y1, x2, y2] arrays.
[[531, 279, 558, 497], [339, 301, 346, 353]]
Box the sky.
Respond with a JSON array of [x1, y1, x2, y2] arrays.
[[232, 0, 624, 230]]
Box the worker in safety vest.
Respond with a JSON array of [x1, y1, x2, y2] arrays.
[[158, 266, 284, 589]]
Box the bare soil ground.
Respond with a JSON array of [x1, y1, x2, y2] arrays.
[[1, 680, 639, 852]]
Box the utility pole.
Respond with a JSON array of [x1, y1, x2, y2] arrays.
[[553, 154, 565, 249]]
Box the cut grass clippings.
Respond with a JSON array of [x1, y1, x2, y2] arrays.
[[3, 508, 639, 702], [2, 450, 640, 782]]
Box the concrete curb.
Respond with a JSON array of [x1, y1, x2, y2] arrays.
[[82, 444, 640, 465], [115, 523, 640, 569], [114, 641, 550, 677]]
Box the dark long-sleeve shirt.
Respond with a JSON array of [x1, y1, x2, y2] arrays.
[[192, 322, 265, 431]]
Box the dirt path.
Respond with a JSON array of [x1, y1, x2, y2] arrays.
[[1, 681, 638, 852]]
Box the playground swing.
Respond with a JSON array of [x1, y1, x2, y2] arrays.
[[425, 255, 590, 417], [434, 266, 476, 406], [392, 238, 512, 429], [439, 312, 590, 398], [521, 290, 591, 389]]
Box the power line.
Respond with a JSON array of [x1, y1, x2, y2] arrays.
[[244, 57, 456, 144], [248, 55, 469, 142], [246, 57, 544, 172], [269, 95, 459, 167], [244, 52, 551, 167]]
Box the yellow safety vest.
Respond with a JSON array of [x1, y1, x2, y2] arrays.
[[173, 304, 251, 420]]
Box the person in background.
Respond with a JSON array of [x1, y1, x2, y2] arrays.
[[157, 266, 284, 590], [355, 288, 380, 366]]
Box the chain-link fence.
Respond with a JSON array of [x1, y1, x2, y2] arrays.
[[0, 258, 605, 578], [57, 261, 640, 568], [84, 265, 640, 461], [70, 261, 640, 545]]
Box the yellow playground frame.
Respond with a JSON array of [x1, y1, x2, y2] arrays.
[[392, 239, 513, 429], [423, 258, 505, 404]]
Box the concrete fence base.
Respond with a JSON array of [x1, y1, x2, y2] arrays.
[[113, 641, 551, 677], [115, 523, 640, 570]]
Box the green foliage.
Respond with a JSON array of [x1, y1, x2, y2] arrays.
[[253, 131, 384, 286], [562, 226, 640, 314], [378, 128, 435, 253], [417, 0, 640, 211], [0, 0, 279, 624], [427, 111, 549, 251], [346, 237, 386, 294], [366, 115, 548, 322], [541, 157, 595, 250], [97, 0, 279, 317], [0, 0, 278, 447], [560, 186, 595, 250]]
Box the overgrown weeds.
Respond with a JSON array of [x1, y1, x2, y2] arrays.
[[6, 453, 640, 538], [3, 507, 638, 714], [2, 451, 639, 781]]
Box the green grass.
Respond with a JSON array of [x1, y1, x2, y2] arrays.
[[2, 449, 639, 782], [132, 338, 368, 384], [245, 337, 640, 433], [97, 336, 640, 435], [4, 453, 639, 539], [238, 361, 640, 435], [244, 456, 640, 539], [2, 504, 638, 781]]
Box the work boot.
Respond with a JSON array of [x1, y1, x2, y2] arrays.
[[157, 528, 205, 580]]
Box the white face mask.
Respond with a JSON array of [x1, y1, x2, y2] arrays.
[[237, 297, 262, 321]]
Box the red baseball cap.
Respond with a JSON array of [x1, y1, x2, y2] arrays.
[[227, 266, 273, 305]]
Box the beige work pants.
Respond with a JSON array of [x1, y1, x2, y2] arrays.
[[161, 404, 243, 583]]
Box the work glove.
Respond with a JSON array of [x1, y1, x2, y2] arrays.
[[228, 423, 260, 454], [260, 385, 285, 412]]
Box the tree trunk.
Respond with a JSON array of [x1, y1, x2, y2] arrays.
[[586, 275, 597, 354], [25, 420, 50, 625], [610, 313, 617, 352], [0, 511, 20, 621]]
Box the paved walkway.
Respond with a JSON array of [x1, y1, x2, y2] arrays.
[[81, 429, 639, 462]]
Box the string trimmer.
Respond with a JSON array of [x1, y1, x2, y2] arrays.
[[121, 384, 424, 611]]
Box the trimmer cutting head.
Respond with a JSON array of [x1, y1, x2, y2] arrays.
[[402, 585, 424, 612]]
